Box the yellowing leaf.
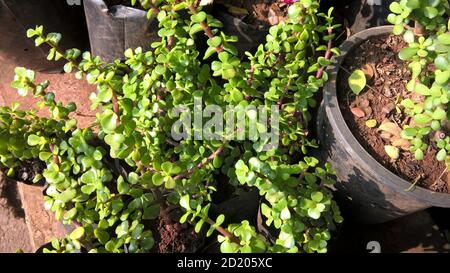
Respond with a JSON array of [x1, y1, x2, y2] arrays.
[[384, 145, 399, 159], [365, 119, 377, 128], [348, 69, 366, 95]]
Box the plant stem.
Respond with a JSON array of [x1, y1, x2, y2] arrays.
[[187, 4, 223, 53], [205, 217, 240, 245], [111, 89, 121, 125], [316, 28, 333, 80], [49, 143, 60, 166], [174, 146, 224, 180]]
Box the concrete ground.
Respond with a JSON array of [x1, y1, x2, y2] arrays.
[[0, 174, 31, 252]]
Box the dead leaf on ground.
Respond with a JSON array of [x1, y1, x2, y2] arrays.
[[391, 138, 411, 150], [362, 64, 375, 80], [351, 107, 365, 118], [378, 121, 402, 136]]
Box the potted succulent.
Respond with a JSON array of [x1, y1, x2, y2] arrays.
[[5, 0, 342, 253], [318, 0, 450, 224]]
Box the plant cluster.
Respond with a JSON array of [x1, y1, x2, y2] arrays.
[[388, 0, 450, 163], [4, 0, 342, 253]]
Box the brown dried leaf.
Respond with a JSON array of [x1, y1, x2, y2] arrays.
[[380, 131, 392, 140], [378, 121, 401, 136], [351, 107, 365, 118], [391, 138, 411, 150], [359, 98, 370, 108], [363, 106, 373, 116], [362, 64, 374, 80]]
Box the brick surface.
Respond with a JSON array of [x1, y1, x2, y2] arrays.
[[0, 51, 95, 252], [17, 183, 67, 251]]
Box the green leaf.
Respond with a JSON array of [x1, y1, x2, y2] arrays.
[[152, 173, 165, 186], [414, 114, 432, 124], [389, 2, 403, 14], [415, 83, 430, 96], [307, 208, 321, 219], [118, 177, 130, 194], [414, 149, 424, 160], [432, 108, 446, 120], [101, 110, 118, 132], [128, 172, 139, 185], [424, 7, 438, 19], [195, 219, 204, 233], [58, 189, 77, 203], [392, 24, 404, 35], [143, 205, 160, 220], [311, 192, 324, 202], [436, 70, 450, 85], [81, 170, 96, 184], [190, 23, 203, 35], [165, 176, 176, 189], [436, 149, 446, 161], [69, 227, 85, 240], [207, 36, 222, 48], [204, 47, 216, 60], [155, 65, 166, 75], [141, 236, 155, 250], [437, 33, 450, 45], [403, 30, 415, 43], [222, 67, 236, 80], [398, 47, 418, 60], [191, 11, 207, 23], [280, 207, 291, 220], [39, 152, 53, 161], [348, 69, 366, 95], [94, 229, 110, 244], [180, 195, 190, 210], [216, 214, 225, 226], [27, 134, 42, 146]]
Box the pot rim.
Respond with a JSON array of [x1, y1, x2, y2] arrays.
[[323, 25, 450, 207]]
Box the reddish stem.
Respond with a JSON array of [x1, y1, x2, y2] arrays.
[[174, 146, 224, 180], [49, 143, 60, 166], [188, 5, 224, 53], [205, 217, 240, 245], [315, 28, 333, 80], [111, 89, 121, 126]]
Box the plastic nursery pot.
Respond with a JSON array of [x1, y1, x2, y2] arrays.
[[212, 10, 269, 57], [83, 0, 159, 62], [343, 0, 396, 35], [317, 26, 450, 224], [0, 0, 89, 72]]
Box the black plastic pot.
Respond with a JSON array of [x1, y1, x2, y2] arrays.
[[317, 26, 450, 224], [343, 0, 395, 35], [83, 0, 159, 62], [0, 0, 89, 72], [213, 10, 269, 57]]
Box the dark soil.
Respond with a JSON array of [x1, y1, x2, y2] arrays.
[[1, 159, 46, 186], [215, 0, 288, 26], [338, 33, 448, 193], [151, 209, 204, 253]]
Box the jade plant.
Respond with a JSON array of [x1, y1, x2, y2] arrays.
[[4, 0, 342, 253], [387, 0, 450, 164]]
